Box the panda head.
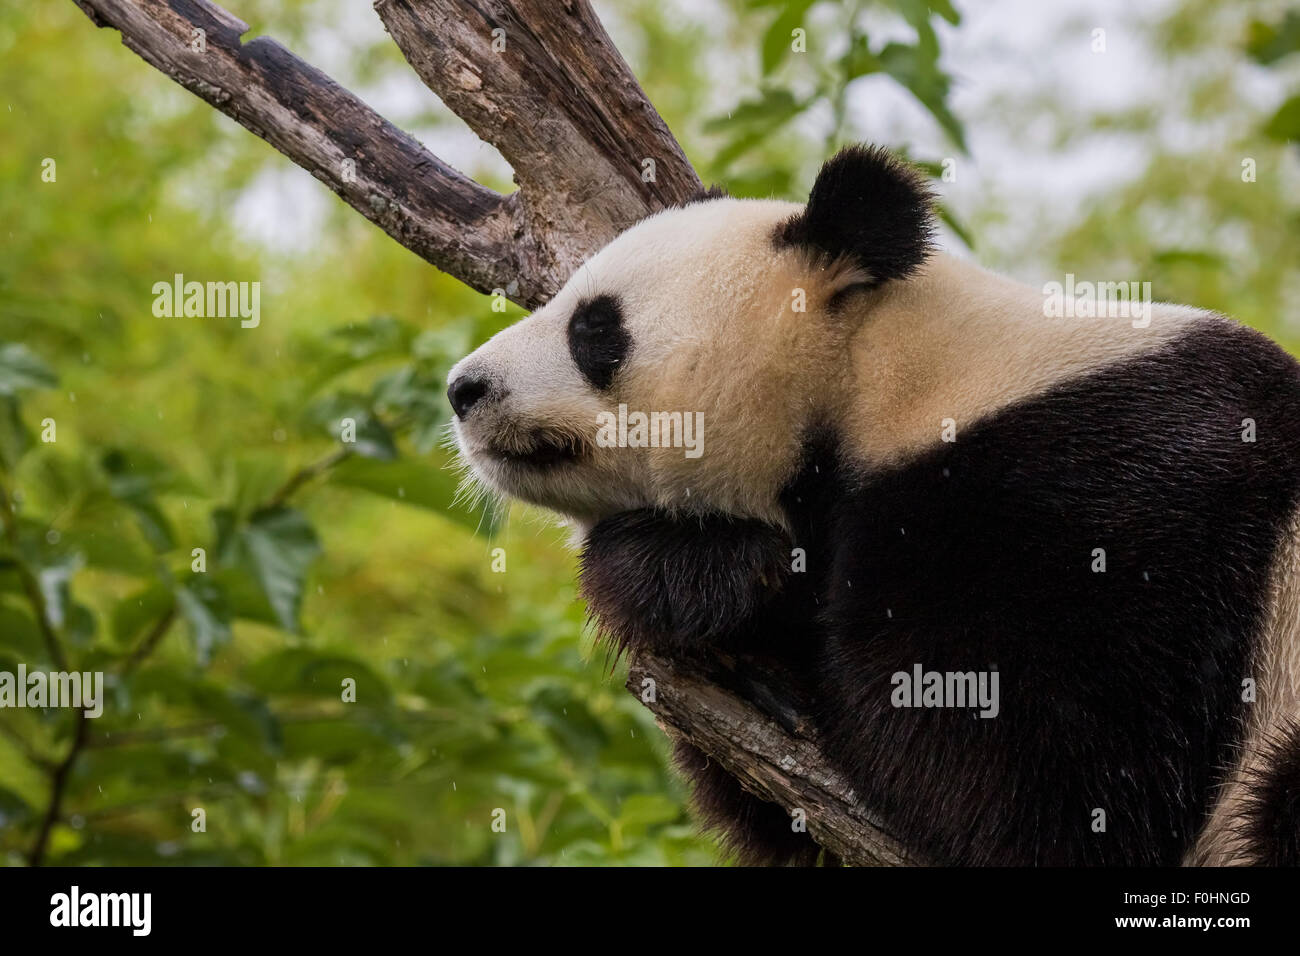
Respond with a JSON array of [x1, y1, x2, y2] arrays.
[[447, 145, 934, 529]]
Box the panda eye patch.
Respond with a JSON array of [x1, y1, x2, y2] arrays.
[[568, 294, 631, 390]]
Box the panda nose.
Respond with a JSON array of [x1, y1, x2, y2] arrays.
[[447, 375, 491, 420]]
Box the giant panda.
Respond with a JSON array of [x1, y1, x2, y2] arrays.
[[446, 145, 1300, 866]]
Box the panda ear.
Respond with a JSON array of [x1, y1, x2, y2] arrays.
[[778, 144, 935, 288]]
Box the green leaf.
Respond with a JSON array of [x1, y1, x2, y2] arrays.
[[326, 315, 413, 362], [112, 582, 174, 646], [1246, 12, 1300, 65], [210, 565, 282, 628], [126, 496, 173, 551], [616, 793, 681, 830], [128, 668, 282, 752], [46, 526, 154, 579], [328, 455, 500, 537], [841, 34, 883, 81], [528, 683, 609, 764], [877, 41, 968, 152], [760, 2, 814, 75], [930, 0, 961, 25], [716, 164, 797, 199], [275, 716, 403, 767], [706, 88, 809, 172], [0, 520, 99, 647], [0, 603, 42, 658], [342, 413, 398, 461], [174, 578, 232, 665], [239, 507, 320, 633], [191, 685, 282, 752], [245, 647, 393, 707], [710, 127, 781, 175], [0, 395, 31, 469], [215, 506, 320, 633], [371, 364, 450, 455], [100, 446, 198, 496], [705, 87, 806, 134], [1151, 249, 1228, 269], [102, 449, 177, 551], [1263, 94, 1300, 142], [0, 344, 57, 396], [300, 316, 418, 392], [305, 393, 398, 461], [0, 785, 33, 828], [896, 0, 960, 31], [411, 326, 473, 365]]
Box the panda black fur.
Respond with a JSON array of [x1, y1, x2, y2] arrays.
[[448, 145, 1300, 866]]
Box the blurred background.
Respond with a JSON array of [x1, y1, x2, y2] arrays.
[[0, 0, 1296, 865]]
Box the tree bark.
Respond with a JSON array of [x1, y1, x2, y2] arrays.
[[373, 0, 703, 301], [627, 650, 917, 866], [72, 0, 912, 865]]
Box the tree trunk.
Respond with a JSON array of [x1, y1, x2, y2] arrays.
[[73, 0, 912, 866]]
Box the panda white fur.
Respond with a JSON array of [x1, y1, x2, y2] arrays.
[[447, 145, 1300, 866]]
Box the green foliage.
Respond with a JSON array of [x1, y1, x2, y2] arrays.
[[1245, 5, 1300, 141], [8, 0, 1280, 870], [1262, 94, 1300, 143], [1025, 1, 1300, 358], [633, 0, 967, 225], [0, 0, 723, 867], [1246, 10, 1300, 65]]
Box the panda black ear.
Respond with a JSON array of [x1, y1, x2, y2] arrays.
[[778, 144, 935, 287]]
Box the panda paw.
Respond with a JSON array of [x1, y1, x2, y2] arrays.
[[578, 509, 791, 657]]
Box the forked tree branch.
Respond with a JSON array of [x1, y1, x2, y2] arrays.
[[71, 0, 912, 865], [372, 0, 702, 291]]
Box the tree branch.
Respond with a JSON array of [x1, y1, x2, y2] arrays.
[[373, 0, 703, 294], [73, 0, 705, 309], [628, 650, 916, 866], [27, 710, 88, 867], [263, 445, 353, 510], [73, 0, 527, 301], [120, 605, 177, 676]]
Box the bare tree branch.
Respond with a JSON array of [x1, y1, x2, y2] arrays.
[[373, 0, 703, 292], [73, 0, 527, 301], [73, 0, 704, 308]]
